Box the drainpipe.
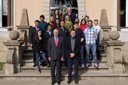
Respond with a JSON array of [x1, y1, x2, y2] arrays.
[[13, 0, 16, 30]]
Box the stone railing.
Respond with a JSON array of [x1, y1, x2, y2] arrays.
[[3, 9, 31, 75], [3, 30, 24, 74], [100, 26, 125, 73]]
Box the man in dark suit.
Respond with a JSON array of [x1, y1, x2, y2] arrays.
[[29, 20, 41, 67], [43, 23, 53, 67], [58, 20, 69, 67], [67, 29, 81, 84], [48, 29, 64, 85]]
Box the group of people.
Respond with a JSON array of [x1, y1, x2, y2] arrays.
[[29, 7, 101, 85]]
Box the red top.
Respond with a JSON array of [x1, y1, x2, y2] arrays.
[[80, 24, 87, 31]]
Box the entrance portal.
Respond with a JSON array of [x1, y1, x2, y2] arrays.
[[50, 0, 78, 17]]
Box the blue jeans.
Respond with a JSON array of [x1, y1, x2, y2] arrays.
[[86, 43, 97, 65], [80, 46, 85, 65], [35, 52, 41, 67], [40, 51, 46, 64]]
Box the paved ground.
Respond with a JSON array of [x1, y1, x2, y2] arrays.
[[0, 79, 127, 85]]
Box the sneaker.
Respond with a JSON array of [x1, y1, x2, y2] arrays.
[[86, 64, 90, 68], [81, 64, 85, 68], [35, 67, 41, 74], [94, 64, 99, 70]]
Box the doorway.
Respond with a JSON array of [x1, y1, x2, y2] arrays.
[[50, 0, 78, 17]]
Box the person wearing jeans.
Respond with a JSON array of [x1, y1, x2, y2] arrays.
[[34, 30, 44, 73], [84, 20, 98, 69], [86, 43, 97, 66]]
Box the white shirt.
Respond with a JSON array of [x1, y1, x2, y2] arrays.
[[93, 25, 101, 33]]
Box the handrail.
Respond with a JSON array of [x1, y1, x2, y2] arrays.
[[0, 26, 16, 29]]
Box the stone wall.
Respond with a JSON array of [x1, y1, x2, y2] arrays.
[[122, 43, 128, 63], [0, 30, 9, 62], [14, 0, 117, 26], [118, 31, 128, 63]]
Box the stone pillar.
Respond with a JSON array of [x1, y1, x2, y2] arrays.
[[17, 9, 31, 46], [0, 0, 2, 27], [126, 0, 128, 27], [3, 31, 23, 74], [106, 31, 125, 73], [78, 0, 86, 20]]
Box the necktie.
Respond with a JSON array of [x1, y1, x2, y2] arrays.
[[55, 38, 58, 46]]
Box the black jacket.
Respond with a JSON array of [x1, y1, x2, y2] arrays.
[[29, 27, 41, 44], [34, 38, 43, 53], [43, 30, 53, 51], [58, 28, 69, 46], [67, 36, 81, 59]]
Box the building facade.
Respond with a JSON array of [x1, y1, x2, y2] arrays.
[[0, 0, 128, 28], [0, 0, 128, 63]]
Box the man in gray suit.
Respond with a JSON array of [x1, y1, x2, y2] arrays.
[[48, 29, 64, 85]]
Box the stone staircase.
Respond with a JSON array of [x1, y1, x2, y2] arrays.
[[17, 45, 113, 80], [1, 45, 128, 80]]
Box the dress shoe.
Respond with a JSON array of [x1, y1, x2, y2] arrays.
[[67, 80, 72, 84], [75, 80, 79, 84], [33, 64, 36, 67]]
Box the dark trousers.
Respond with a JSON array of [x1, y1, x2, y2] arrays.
[[97, 32, 101, 60], [68, 57, 79, 80], [64, 47, 68, 67], [51, 60, 62, 84], [45, 49, 50, 65], [32, 46, 36, 65]]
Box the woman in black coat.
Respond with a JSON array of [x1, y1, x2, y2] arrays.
[[34, 30, 44, 73]]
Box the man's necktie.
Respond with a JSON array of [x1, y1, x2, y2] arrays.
[[55, 38, 58, 46]]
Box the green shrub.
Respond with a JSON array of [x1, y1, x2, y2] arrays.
[[0, 62, 4, 70]]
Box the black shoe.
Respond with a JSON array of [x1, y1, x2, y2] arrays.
[[67, 80, 72, 84], [47, 64, 50, 67], [75, 80, 79, 84], [33, 64, 36, 67], [41, 63, 47, 67], [57, 82, 61, 85], [94, 65, 99, 70], [51, 82, 55, 85]]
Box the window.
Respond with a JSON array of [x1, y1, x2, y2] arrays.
[[2, 0, 8, 27]]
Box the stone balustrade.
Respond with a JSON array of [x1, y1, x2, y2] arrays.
[[3, 31, 24, 74]]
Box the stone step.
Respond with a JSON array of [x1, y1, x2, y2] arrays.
[[21, 57, 107, 65], [20, 64, 109, 74], [1, 73, 128, 80], [100, 53, 107, 57], [21, 61, 108, 67], [22, 53, 33, 58]]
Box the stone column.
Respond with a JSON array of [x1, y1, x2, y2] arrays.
[[126, 0, 128, 27], [3, 31, 23, 74], [106, 31, 125, 73]]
